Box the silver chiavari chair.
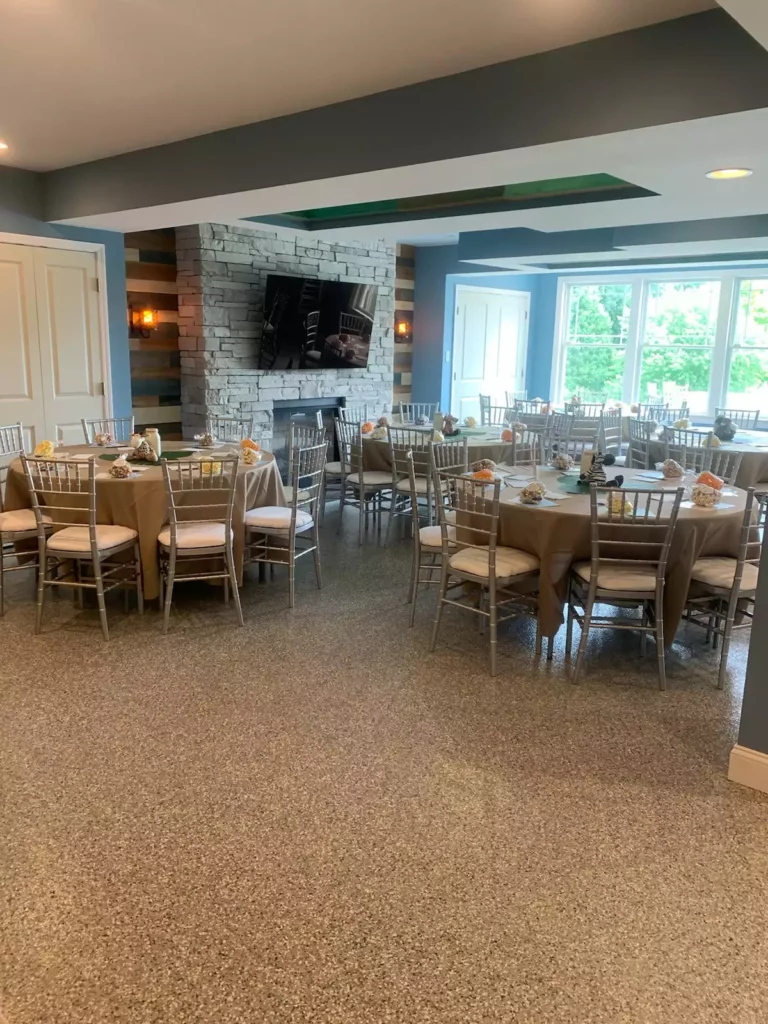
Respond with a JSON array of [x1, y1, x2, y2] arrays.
[[405, 451, 454, 628], [485, 405, 515, 427], [398, 402, 438, 423], [1, 422, 50, 616], [22, 455, 143, 640], [566, 485, 684, 690], [706, 449, 743, 486], [540, 412, 575, 464], [684, 489, 765, 688], [338, 404, 370, 423], [386, 427, 434, 542], [81, 416, 135, 444], [429, 470, 541, 676], [636, 402, 668, 422], [505, 390, 527, 407], [336, 420, 391, 545], [507, 429, 540, 467], [627, 417, 655, 469], [715, 407, 760, 429], [206, 413, 255, 443], [599, 409, 624, 459], [662, 403, 690, 424], [245, 442, 326, 608], [565, 401, 605, 418], [157, 455, 242, 633], [285, 423, 325, 503], [663, 427, 713, 470], [431, 437, 469, 474], [568, 414, 602, 453], [479, 394, 492, 426], [514, 399, 549, 417]]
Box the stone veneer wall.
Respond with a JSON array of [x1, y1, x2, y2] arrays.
[[176, 224, 395, 440]]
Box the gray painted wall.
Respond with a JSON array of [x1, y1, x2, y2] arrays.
[[737, 540, 768, 755], [0, 176, 131, 418]]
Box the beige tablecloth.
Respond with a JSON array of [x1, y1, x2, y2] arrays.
[[362, 432, 513, 473], [644, 429, 768, 490], [485, 468, 750, 643], [5, 444, 286, 600]]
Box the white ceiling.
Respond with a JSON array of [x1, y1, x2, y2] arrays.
[[0, 0, 714, 171]]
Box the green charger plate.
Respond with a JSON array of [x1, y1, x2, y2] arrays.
[[99, 450, 193, 465]]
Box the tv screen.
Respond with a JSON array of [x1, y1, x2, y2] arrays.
[[259, 274, 378, 371]]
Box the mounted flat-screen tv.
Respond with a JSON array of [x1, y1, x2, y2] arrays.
[[258, 274, 378, 371]]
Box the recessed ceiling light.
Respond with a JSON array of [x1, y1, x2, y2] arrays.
[[0, 141, 9, 151], [706, 167, 753, 180]]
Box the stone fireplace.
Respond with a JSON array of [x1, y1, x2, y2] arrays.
[[271, 397, 345, 477], [176, 224, 395, 444]]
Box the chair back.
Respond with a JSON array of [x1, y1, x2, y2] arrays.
[[207, 414, 255, 442], [540, 413, 574, 463], [663, 427, 713, 468], [398, 403, 437, 423], [715, 407, 760, 429], [479, 394, 491, 426], [507, 429, 541, 467], [288, 442, 327, 523], [485, 405, 514, 427], [433, 468, 502, 564], [0, 421, 24, 513], [314, 409, 324, 429], [160, 455, 239, 550], [338, 404, 369, 423], [505, 390, 527, 406], [636, 403, 668, 421], [730, 489, 765, 595], [431, 437, 468, 473], [565, 401, 605, 418], [627, 417, 655, 469], [81, 416, 135, 444], [706, 449, 743, 486], [339, 312, 366, 336], [588, 485, 684, 588], [387, 427, 431, 483], [335, 419, 365, 479], [287, 424, 325, 483], [21, 456, 98, 546], [599, 409, 623, 456], [569, 414, 602, 447], [514, 399, 549, 417], [661, 403, 690, 424]]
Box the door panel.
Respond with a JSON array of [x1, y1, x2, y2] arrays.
[[33, 247, 106, 443], [452, 288, 529, 421], [0, 243, 46, 443]]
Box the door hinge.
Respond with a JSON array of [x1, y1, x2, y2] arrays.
[[94, 277, 100, 293], [95, 382, 105, 397]]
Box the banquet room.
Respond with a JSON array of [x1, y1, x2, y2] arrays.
[[2, 3, 768, 1023]]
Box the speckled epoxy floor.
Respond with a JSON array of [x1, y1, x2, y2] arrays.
[[1, 513, 767, 1024]]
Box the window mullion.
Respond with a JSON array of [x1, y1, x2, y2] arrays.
[[623, 278, 644, 404], [710, 275, 737, 418]]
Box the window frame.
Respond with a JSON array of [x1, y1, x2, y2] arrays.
[[551, 270, 745, 419]]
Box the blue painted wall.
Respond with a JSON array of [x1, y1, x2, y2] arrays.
[[0, 207, 131, 418]]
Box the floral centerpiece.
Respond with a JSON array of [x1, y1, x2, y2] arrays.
[[520, 481, 545, 504], [33, 440, 55, 459], [94, 432, 114, 446], [109, 456, 132, 479]]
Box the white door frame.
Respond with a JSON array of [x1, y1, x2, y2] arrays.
[[0, 230, 114, 417], [452, 284, 531, 413]]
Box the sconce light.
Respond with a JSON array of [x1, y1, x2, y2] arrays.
[[395, 318, 412, 342], [130, 305, 159, 337]]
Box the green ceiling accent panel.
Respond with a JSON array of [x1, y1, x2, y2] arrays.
[[246, 174, 656, 231]]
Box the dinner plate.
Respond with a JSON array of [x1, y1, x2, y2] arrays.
[[680, 501, 735, 510]]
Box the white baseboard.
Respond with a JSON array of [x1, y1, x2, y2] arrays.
[[728, 744, 768, 795]]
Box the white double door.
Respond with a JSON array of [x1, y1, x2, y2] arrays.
[[0, 241, 107, 449], [451, 286, 529, 424]]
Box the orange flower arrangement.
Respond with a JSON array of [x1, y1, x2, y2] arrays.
[[361, 421, 375, 434], [696, 470, 723, 491], [501, 428, 514, 442], [240, 438, 260, 452], [471, 468, 495, 481]]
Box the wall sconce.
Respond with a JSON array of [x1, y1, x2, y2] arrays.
[[395, 318, 412, 342], [130, 305, 159, 337]]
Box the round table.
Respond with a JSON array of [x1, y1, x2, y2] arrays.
[[647, 428, 768, 490], [488, 467, 750, 643], [5, 443, 286, 600], [362, 428, 514, 472]]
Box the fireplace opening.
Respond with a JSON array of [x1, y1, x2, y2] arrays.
[[271, 397, 346, 480]]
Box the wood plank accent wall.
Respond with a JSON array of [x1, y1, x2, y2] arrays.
[[393, 243, 415, 405], [125, 228, 182, 440]]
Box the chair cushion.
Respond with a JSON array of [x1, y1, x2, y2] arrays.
[[449, 546, 539, 578], [157, 522, 227, 549], [0, 508, 50, 533], [419, 525, 456, 548], [572, 560, 656, 592], [48, 524, 138, 554], [346, 471, 392, 487], [396, 476, 448, 495], [325, 461, 350, 476], [690, 556, 759, 592], [245, 506, 313, 531]]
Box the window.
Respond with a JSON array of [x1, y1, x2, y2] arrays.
[[726, 280, 768, 413], [552, 273, 768, 421], [562, 284, 631, 403]]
